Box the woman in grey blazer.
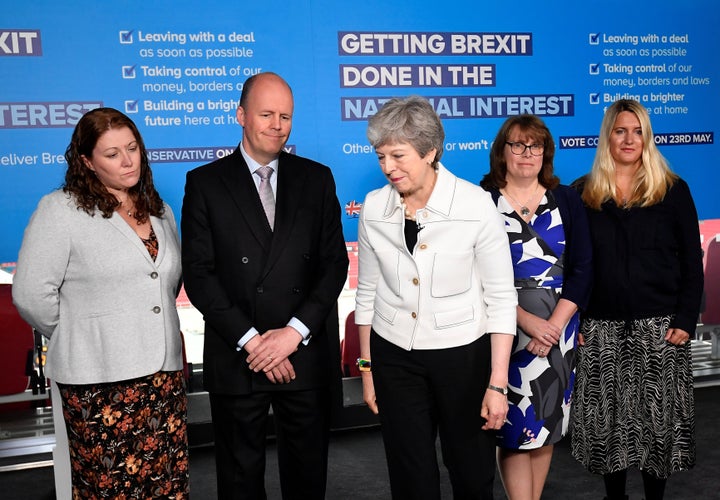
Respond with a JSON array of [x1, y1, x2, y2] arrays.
[[12, 108, 188, 498]]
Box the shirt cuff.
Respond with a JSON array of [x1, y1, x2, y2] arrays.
[[288, 317, 311, 346], [237, 327, 259, 351]]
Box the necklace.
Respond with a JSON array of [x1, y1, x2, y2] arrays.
[[119, 198, 134, 218], [399, 170, 437, 223], [503, 184, 540, 218], [399, 195, 416, 221]]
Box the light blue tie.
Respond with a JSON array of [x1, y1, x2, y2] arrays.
[[255, 166, 275, 230]]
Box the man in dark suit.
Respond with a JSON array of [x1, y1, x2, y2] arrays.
[[181, 72, 349, 500]]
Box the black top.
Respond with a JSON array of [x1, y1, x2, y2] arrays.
[[580, 178, 703, 333], [404, 217, 419, 252]]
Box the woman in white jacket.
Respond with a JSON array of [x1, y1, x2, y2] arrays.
[[13, 108, 188, 498], [355, 96, 517, 499]]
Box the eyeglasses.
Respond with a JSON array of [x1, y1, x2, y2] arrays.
[[505, 141, 544, 156]]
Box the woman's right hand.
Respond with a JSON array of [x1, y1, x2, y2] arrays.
[[361, 372, 379, 414], [519, 311, 560, 351]]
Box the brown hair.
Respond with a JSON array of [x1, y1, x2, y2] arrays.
[[480, 114, 559, 190], [63, 107, 164, 221]]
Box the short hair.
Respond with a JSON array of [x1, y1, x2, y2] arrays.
[[63, 107, 164, 221], [239, 72, 292, 109], [480, 114, 558, 190], [366, 95, 444, 168], [582, 99, 676, 209]]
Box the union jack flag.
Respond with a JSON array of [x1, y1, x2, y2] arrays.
[[345, 200, 362, 217]]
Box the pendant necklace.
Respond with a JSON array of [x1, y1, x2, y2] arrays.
[[503, 184, 540, 218], [120, 199, 134, 218]]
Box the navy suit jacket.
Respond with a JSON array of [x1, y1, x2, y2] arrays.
[[181, 148, 349, 394]]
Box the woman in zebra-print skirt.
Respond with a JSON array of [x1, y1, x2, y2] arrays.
[[570, 99, 704, 500]]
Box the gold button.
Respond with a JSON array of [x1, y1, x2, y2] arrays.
[[419, 244, 427, 250], [412, 278, 419, 285], [411, 312, 417, 319]]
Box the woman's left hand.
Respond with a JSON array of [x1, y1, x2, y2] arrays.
[[665, 327, 691, 346], [481, 389, 508, 431]]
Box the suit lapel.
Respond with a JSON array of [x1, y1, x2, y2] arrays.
[[264, 152, 306, 272], [219, 149, 273, 251]]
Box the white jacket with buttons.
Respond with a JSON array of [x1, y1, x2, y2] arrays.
[[355, 164, 517, 350]]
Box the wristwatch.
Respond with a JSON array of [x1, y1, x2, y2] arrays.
[[487, 384, 508, 396]]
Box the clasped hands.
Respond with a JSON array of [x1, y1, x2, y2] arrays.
[[665, 327, 691, 346], [576, 327, 691, 347], [245, 326, 301, 384], [522, 314, 560, 358]]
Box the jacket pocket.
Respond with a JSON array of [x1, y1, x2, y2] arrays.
[[430, 251, 473, 297], [434, 306, 475, 329], [376, 249, 401, 296], [374, 296, 398, 325]]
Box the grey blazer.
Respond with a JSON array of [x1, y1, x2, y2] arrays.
[[12, 190, 183, 385]]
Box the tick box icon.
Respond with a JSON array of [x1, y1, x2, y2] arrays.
[[125, 100, 139, 114], [119, 30, 134, 44], [122, 65, 137, 79]]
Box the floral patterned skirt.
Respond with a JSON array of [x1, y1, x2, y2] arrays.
[[58, 371, 189, 499]]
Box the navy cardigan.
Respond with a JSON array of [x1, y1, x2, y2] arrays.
[[578, 178, 703, 334]]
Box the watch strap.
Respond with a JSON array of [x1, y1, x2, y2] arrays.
[[487, 384, 508, 395]]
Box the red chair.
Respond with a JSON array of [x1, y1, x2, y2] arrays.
[[702, 237, 720, 325], [0, 284, 35, 396], [0, 284, 47, 411], [341, 311, 361, 377]]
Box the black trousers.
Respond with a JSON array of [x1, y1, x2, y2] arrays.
[[371, 331, 497, 500], [209, 387, 330, 500]]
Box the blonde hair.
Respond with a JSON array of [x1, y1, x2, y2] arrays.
[[582, 99, 676, 210]]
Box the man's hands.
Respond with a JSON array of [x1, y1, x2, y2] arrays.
[[245, 327, 301, 383]]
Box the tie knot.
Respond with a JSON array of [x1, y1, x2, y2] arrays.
[[256, 166, 273, 180]]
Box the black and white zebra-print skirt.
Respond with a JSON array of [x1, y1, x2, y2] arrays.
[[570, 315, 695, 479]]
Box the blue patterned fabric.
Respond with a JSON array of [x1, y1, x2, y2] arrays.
[[495, 190, 579, 450]]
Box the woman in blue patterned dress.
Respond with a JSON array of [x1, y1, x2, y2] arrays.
[[481, 114, 592, 500]]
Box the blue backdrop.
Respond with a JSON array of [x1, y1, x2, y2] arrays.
[[1, 0, 718, 263]]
